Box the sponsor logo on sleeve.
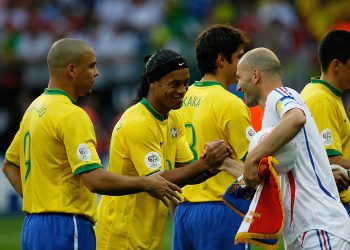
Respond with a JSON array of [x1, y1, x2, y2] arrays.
[[77, 143, 92, 161], [321, 128, 333, 146], [144, 152, 161, 170], [246, 126, 256, 141]]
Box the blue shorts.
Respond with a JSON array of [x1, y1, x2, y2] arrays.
[[173, 202, 249, 250], [22, 213, 95, 250]]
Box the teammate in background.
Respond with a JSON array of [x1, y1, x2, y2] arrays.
[[238, 47, 350, 249], [301, 30, 350, 215], [2, 38, 184, 250], [173, 24, 253, 250], [95, 49, 232, 250]]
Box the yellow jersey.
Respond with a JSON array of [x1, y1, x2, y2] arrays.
[[176, 81, 253, 202], [5, 89, 102, 222], [95, 98, 193, 250], [301, 77, 350, 204]]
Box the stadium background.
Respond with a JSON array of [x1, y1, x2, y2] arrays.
[[0, 0, 349, 249]]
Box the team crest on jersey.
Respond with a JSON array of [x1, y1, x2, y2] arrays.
[[145, 152, 161, 170], [321, 128, 333, 146], [245, 126, 256, 141], [170, 125, 178, 139], [77, 143, 92, 161]]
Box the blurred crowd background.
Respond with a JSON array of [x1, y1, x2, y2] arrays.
[[1, 0, 350, 213]]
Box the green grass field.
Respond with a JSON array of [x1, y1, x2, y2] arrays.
[[0, 214, 284, 250]]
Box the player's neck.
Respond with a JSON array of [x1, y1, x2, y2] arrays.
[[200, 74, 228, 88], [47, 79, 78, 101], [320, 73, 343, 91]]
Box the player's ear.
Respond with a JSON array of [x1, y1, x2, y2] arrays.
[[253, 68, 260, 84], [216, 53, 226, 69], [67, 63, 77, 78], [331, 59, 341, 73]]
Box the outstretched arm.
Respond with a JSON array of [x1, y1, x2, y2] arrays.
[[2, 159, 23, 197], [80, 168, 182, 207], [161, 140, 231, 187]]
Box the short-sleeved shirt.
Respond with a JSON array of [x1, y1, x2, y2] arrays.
[[95, 98, 193, 250], [175, 81, 253, 202], [301, 77, 350, 204], [263, 86, 350, 246], [5, 89, 102, 223]]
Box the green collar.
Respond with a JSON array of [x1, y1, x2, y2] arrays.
[[140, 98, 166, 121], [44, 88, 77, 104], [193, 81, 225, 89], [311, 77, 342, 97]]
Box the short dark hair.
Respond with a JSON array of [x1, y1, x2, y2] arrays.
[[133, 49, 188, 104], [195, 24, 248, 76], [319, 30, 350, 72]]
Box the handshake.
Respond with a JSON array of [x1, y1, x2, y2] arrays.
[[144, 140, 244, 207], [201, 140, 244, 178]]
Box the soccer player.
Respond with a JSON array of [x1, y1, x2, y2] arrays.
[[301, 30, 350, 216], [95, 49, 232, 250], [238, 47, 350, 249], [2, 38, 185, 250], [173, 24, 253, 250]]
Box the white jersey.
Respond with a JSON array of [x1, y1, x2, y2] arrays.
[[262, 86, 350, 247]]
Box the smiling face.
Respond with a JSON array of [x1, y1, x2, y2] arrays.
[[236, 61, 260, 107], [151, 68, 190, 115]]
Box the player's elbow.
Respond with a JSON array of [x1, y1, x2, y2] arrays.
[[84, 181, 100, 193], [3, 159, 15, 176], [291, 109, 306, 130]]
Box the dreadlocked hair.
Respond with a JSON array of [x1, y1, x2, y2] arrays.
[[131, 49, 189, 105]]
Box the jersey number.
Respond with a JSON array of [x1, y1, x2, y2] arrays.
[[184, 123, 198, 160], [23, 131, 31, 181]]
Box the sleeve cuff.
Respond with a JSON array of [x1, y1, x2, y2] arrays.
[[74, 163, 102, 175]]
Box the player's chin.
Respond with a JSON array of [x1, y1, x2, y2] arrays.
[[171, 99, 183, 110]]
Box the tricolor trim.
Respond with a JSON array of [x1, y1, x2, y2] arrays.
[[316, 230, 332, 250]]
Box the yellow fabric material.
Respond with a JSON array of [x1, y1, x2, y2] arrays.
[[5, 89, 101, 222], [175, 81, 252, 202], [95, 100, 193, 250]]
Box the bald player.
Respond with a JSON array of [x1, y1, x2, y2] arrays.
[[237, 47, 350, 249], [2, 38, 182, 250]]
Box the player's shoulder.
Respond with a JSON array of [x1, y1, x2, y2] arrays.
[[120, 103, 155, 128], [168, 110, 185, 125]]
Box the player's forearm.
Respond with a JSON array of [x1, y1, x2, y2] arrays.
[[81, 168, 147, 195], [250, 108, 305, 161], [218, 158, 244, 178], [2, 160, 23, 197], [329, 156, 350, 170], [162, 158, 210, 187]]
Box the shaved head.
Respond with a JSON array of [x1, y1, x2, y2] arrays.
[[239, 48, 282, 77], [47, 38, 92, 75]]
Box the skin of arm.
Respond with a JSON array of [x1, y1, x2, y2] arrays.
[[218, 158, 244, 178], [244, 108, 306, 187], [80, 168, 182, 207], [161, 140, 230, 187], [2, 159, 23, 197]]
